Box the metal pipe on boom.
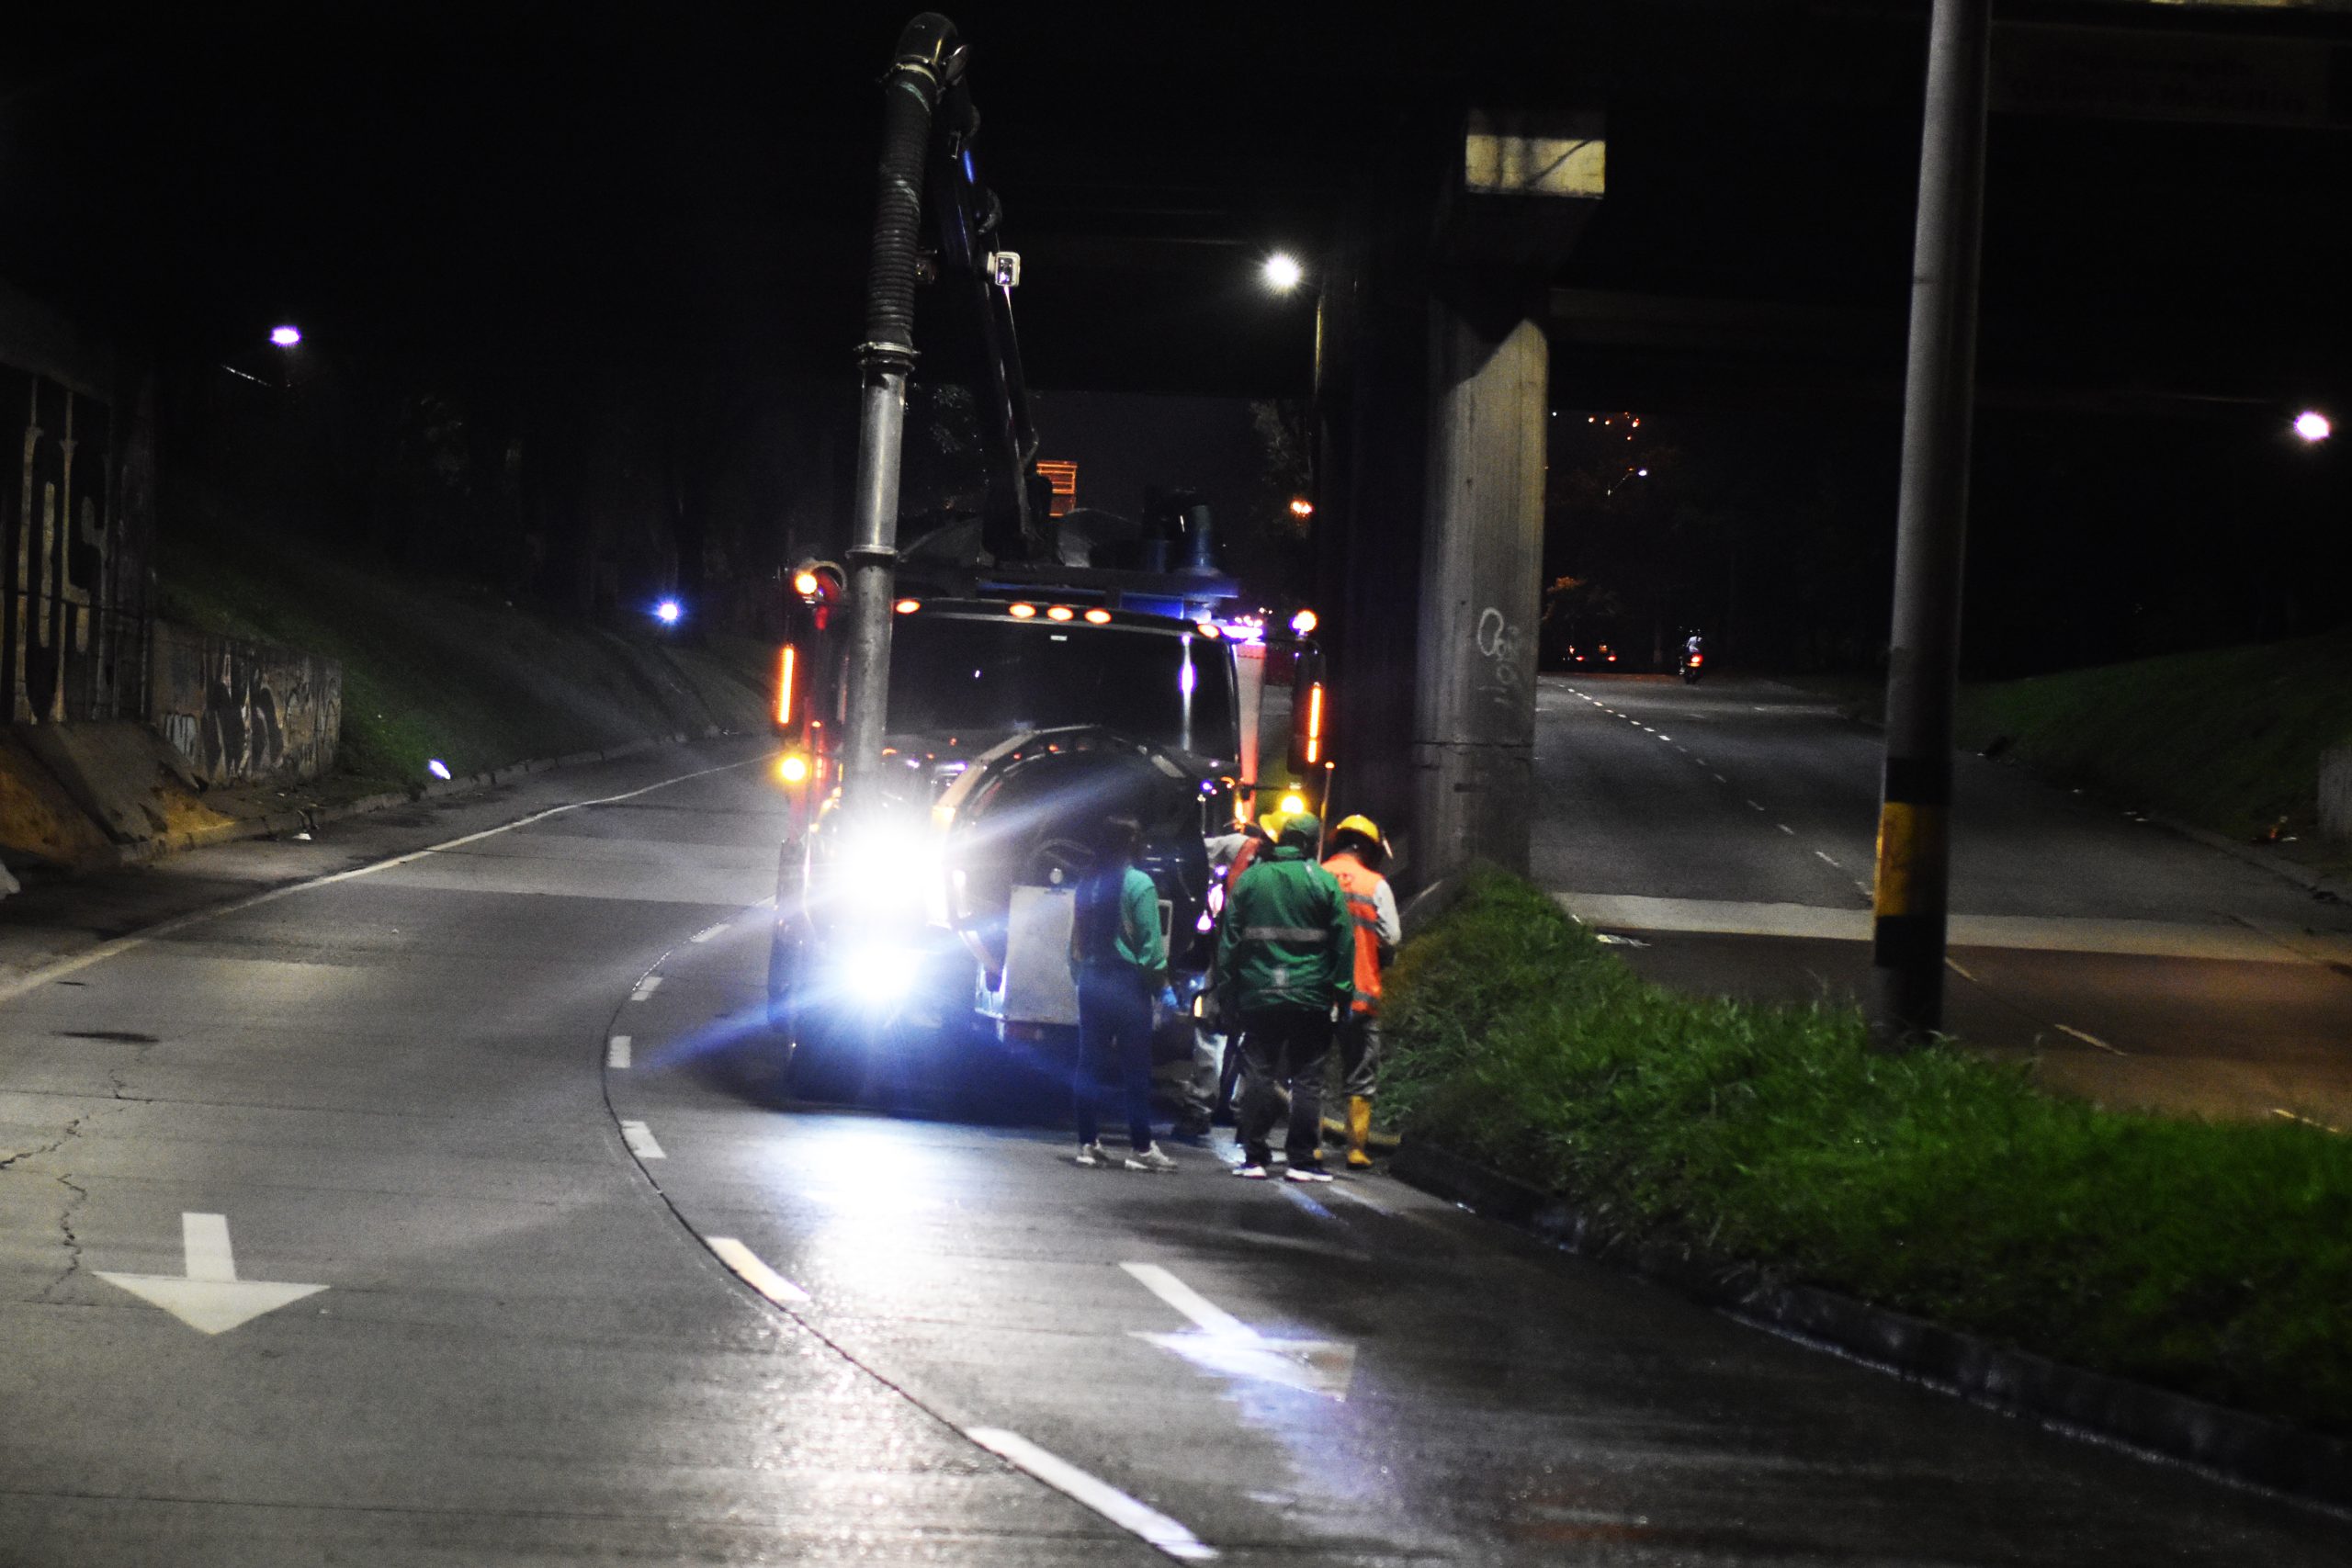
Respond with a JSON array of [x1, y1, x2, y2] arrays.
[[842, 14, 965, 800]]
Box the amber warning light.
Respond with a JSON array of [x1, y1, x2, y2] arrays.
[[775, 644, 797, 728]]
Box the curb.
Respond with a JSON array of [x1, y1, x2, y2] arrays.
[[1389, 1139, 2352, 1513], [82, 729, 728, 871]]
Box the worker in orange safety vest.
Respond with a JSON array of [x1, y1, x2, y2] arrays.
[[1321, 814, 1401, 1169]]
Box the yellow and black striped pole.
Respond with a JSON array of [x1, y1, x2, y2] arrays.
[[1869, 0, 1989, 1048]]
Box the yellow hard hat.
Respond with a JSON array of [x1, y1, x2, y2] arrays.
[[1256, 811, 1289, 838], [1333, 813, 1383, 845]]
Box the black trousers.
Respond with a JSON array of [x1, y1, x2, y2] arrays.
[[1236, 1006, 1333, 1164], [1074, 966, 1155, 1152]]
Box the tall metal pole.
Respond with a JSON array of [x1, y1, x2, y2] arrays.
[[1870, 0, 1991, 1047], [842, 17, 960, 800]]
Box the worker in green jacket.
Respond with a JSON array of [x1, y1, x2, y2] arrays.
[[1212, 812, 1353, 1181]]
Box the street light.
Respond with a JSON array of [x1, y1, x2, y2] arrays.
[[1261, 253, 1304, 292], [654, 598, 683, 626], [269, 324, 301, 347], [2293, 410, 2331, 443]]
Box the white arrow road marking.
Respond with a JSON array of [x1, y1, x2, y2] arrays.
[[619, 1121, 665, 1158], [965, 1427, 1216, 1562], [1121, 1261, 1357, 1400], [96, 1213, 325, 1336]]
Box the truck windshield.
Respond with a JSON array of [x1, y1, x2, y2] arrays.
[[887, 615, 1238, 758]]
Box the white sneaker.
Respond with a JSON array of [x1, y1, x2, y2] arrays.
[[1124, 1145, 1179, 1174], [1286, 1162, 1334, 1184], [1075, 1141, 1113, 1168], [1231, 1162, 1272, 1179]]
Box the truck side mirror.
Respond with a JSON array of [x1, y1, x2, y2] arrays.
[[1286, 645, 1327, 775]]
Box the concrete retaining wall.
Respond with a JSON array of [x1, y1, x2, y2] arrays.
[[148, 621, 341, 784], [2322, 745, 2352, 844]]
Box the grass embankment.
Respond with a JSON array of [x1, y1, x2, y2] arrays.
[[1384, 869, 2352, 1435], [159, 518, 771, 793], [1954, 626, 2352, 846]]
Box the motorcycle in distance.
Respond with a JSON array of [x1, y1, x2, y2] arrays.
[[1681, 634, 1705, 685]]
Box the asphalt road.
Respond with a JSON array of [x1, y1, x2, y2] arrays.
[[1532, 673, 2352, 1127], [4, 736, 2348, 1563]]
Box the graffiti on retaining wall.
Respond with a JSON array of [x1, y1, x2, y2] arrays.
[[4, 363, 151, 724], [148, 622, 341, 784]]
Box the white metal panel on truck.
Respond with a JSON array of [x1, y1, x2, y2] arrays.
[[1002, 885, 1081, 1025]]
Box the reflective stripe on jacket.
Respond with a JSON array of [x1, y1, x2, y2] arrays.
[[1321, 851, 1399, 1014], [1214, 843, 1353, 1015]]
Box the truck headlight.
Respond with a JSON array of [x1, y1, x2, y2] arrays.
[[842, 945, 922, 1008], [836, 822, 939, 909]]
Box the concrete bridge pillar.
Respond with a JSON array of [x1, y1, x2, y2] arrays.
[[1412, 307, 1548, 884]]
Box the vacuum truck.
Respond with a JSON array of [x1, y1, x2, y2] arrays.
[[763, 14, 1329, 1100]]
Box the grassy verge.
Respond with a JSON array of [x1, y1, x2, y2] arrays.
[[158, 508, 771, 793], [1953, 627, 2352, 846], [1383, 868, 2352, 1436]]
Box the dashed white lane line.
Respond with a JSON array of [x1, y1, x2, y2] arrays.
[[2054, 1023, 2127, 1056], [619, 1120, 666, 1158], [606, 1034, 632, 1069], [1814, 850, 1843, 870], [2271, 1108, 2344, 1134], [1777, 823, 1796, 836], [1121, 1263, 1253, 1337], [1748, 800, 1768, 812], [1945, 957, 1977, 983], [630, 975, 663, 1001], [1713, 773, 1730, 784], [689, 920, 731, 943], [707, 1235, 811, 1303], [964, 1427, 1217, 1562]]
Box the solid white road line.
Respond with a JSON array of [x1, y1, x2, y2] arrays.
[[963, 1427, 1217, 1562], [0, 750, 773, 1008], [1553, 891, 2346, 962], [619, 1120, 666, 1158], [606, 1035, 632, 1069], [1119, 1262, 1255, 1339], [2054, 1023, 2127, 1056], [1945, 957, 1976, 983], [707, 1235, 811, 1303], [690, 920, 731, 943], [1326, 1180, 1393, 1214], [629, 975, 663, 1001]]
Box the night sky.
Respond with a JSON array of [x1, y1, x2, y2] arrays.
[[6, 2, 2348, 667]]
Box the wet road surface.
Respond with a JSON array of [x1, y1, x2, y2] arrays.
[[2, 738, 2347, 1562], [1532, 673, 2352, 1125]]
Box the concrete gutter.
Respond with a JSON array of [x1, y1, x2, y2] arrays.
[[85, 729, 731, 871], [1391, 1138, 2352, 1514]]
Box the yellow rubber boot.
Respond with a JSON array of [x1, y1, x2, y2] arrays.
[[1345, 1096, 1374, 1169]]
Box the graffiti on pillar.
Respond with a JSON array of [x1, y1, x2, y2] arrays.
[[1474, 604, 1529, 716], [147, 622, 341, 784]]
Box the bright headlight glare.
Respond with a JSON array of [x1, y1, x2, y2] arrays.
[[837, 823, 936, 907], [841, 945, 920, 1007]]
